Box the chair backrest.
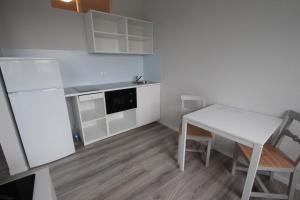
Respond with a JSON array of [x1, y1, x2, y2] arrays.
[[272, 110, 300, 167], [181, 95, 206, 115]]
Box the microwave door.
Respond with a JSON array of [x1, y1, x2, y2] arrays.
[[105, 88, 137, 114]]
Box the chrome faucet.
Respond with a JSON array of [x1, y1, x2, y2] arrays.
[[134, 76, 143, 83]]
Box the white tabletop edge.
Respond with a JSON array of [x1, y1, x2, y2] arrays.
[[183, 104, 282, 146], [185, 118, 256, 147]]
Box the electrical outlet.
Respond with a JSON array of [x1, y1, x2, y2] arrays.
[[100, 72, 107, 76]]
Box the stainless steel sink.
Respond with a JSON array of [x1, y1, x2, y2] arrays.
[[74, 85, 99, 92], [133, 80, 150, 85]]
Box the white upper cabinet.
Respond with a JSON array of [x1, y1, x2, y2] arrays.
[[127, 18, 153, 54], [137, 84, 160, 127], [85, 10, 153, 55]]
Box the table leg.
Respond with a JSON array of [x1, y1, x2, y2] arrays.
[[178, 118, 187, 171], [232, 142, 238, 175], [241, 143, 263, 200]]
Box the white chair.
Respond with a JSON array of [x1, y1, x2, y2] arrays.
[[180, 95, 213, 167], [232, 110, 300, 200]]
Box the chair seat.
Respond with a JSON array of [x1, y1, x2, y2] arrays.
[[238, 144, 295, 170], [186, 124, 212, 138]]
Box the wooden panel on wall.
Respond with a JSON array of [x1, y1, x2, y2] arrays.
[[80, 0, 110, 13], [51, 0, 110, 13], [51, 0, 78, 12]]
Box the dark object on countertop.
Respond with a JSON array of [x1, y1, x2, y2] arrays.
[[134, 75, 143, 83]]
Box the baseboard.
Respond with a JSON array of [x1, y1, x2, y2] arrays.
[[212, 145, 232, 158], [159, 120, 179, 132]]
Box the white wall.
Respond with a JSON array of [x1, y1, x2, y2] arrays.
[[0, 0, 86, 50], [143, 0, 300, 187], [111, 0, 143, 18], [1, 49, 143, 87], [143, 54, 160, 82], [0, 0, 144, 50]]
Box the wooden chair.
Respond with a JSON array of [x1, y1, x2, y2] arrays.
[[180, 95, 213, 167], [232, 110, 300, 200]]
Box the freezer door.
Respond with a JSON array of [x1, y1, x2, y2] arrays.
[[0, 59, 63, 92], [9, 88, 75, 167]]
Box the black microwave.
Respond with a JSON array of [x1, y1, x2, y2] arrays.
[[105, 88, 137, 114]]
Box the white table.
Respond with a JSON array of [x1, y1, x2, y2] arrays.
[[178, 104, 282, 200]]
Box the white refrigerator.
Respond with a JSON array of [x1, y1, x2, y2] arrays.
[[0, 58, 75, 168]]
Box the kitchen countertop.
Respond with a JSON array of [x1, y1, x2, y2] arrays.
[[64, 81, 160, 97], [0, 167, 57, 200]]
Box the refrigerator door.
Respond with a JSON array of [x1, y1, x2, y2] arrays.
[[0, 59, 63, 93], [8, 88, 75, 167]]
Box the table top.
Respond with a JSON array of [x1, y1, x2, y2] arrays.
[[184, 104, 282, 146]]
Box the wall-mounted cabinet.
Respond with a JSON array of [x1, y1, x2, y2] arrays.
[[94, 32, 127, 53], [85, 10, 153, 55], [92, 12, 127, 34]]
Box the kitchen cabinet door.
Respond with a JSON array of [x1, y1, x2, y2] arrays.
[[137, 84, 160, 126]]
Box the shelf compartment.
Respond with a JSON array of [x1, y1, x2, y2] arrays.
[[94, 31, 126, 37], [83, 118, 107, 145], [85, 10, 153, 54], [107, 109, 136, 135], [79, 93, 104, 101], [94, 32, 127, 53], [128, 36, 153, 54], [80, 110, 106, 123], [79, 96, 106, 123], [92, 11, 126, 34], [127, 18, 153, 38]]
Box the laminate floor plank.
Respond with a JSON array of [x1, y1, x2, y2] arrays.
[[51, 124, 165, 175], [51, 126, 170, 186], [54, 128, 175, 198]]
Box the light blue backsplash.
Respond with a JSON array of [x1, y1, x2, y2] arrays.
[[143, 54, 160, 82], [1, 49, 144, 87]]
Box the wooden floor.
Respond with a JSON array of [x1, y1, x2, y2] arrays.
[[48, 123, 292, 200]]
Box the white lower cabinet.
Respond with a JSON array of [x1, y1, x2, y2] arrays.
[[73, 84, 160, 146], [137, 84, 161, 127]]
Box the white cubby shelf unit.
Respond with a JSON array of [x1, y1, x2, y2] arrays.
[[74, 92, 137, 146], [74, 93, 108, 145], [85, 10, 153, 54]]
